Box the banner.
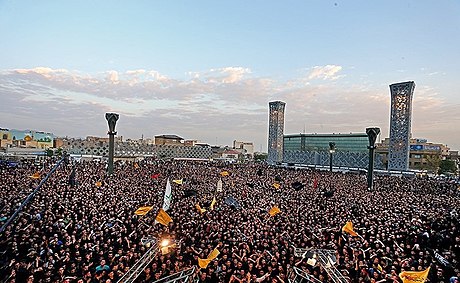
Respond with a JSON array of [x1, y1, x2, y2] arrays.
[[225, 196, 241, 209], [220, 171, 229, 176], [172, 179, 183, 185], [134, 206, 153, 216], [198, 248, 220, 269], [29, 172, 40, 179], [217, 179, 223, 192], [399, 267, 430, 283], [342, 221, 358, 237], [95, 181, 102, 187], [428, 248, 452, 269], [163, 179, 172, 211], [196, 204, 207, 214], [151, 173, 160, 179], [210, 197, 217, 210], [273, 183, 280, 189], [155, 208, 172, 226], [269, 206, 281, 216]]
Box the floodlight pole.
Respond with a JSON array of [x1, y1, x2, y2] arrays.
[[329, 142, 336, 172], [366, 127, 380, 191], [105, 113, 119, 175]]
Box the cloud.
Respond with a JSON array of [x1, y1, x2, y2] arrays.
[[0, 67, 458, 151], [308, 65, 343, 80]]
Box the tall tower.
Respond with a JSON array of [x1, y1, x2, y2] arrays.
[[267, 101, 286, 164], [388, 81, 415, 171]]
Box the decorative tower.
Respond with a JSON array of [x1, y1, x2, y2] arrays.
[[267, 101, 286, 165], [388, 81, 415, 171]]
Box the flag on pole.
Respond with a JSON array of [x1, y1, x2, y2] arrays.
[[217, 179, 223, 192], [134, 206, 153, 216], [134, 163, 139, 169], [210, 197, 217, 210], [29, 172, 40, 179], [273, 183, 280, 189], [95, 181, 102, 187], [220, 171, 229, 177], [172, 179, 183, 185], [195, 203, 207, 214], [269, 206, 281, 216], [399, 267, 430, 283], [198, 248, 220, 269], [151, 173, 160, 179], [155, 208, 172, 226], [163, 179, 172, 211], [342, 221, 358, 237]]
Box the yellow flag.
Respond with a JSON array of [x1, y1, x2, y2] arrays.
[[210, 197, 217, 210], [342, 221, 358, 237], [220, 171, 229, 176], [198, 248, 220, 269], [269, 206, 281, 216], [195, 203, 207, 214], [172, 179, 183, 185], [29, 172, 40, 179], [155, 208, 172, 226], [273, 183, 280, 189], [134, 163, 139, 169], [95, 181, 102, 187], [134, 206, 153, 216], [399, 267, 430, 283]]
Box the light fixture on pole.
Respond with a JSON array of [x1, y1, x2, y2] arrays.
[[328, 142, 336, 172]]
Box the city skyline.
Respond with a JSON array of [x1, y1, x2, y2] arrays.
[[1, 1, 459, 151]]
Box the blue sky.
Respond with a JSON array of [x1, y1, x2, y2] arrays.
[[0, 0, 459, 151]]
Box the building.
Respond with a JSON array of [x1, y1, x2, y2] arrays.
[[61, 136, 212, 160], [388, 81, 415, 171], [377, 138, 450, 171], [233, 140, 254, 158], [283, 133, 384, 169], [284, 133, 369, 153], [154, 135, 184, 145], [267, 101, 286, 164], [0, 128, 54, 149]]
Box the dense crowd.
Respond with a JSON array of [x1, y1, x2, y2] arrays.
[[0, 158, 459, 283]]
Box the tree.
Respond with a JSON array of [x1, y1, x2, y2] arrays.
[[425, 154, 441, 173], [254, 152, 268, 162], [46, 149, 54, 157], [438, 160, 458, 175]]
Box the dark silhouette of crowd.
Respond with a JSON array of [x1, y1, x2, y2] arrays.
[[0, 158, 459, 283]]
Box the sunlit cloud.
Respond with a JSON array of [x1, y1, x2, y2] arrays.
[[308, 65, 344, 80], [0, 67, 458, 150]]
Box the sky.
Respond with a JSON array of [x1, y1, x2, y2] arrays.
[[0, 0, 459, 152]]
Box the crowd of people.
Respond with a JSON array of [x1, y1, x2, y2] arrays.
[[0, 158, 459, 283]]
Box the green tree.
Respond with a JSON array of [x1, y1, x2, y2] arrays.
[[46, 149, 54, 157], [438, 160, 458, 175], [254, 153, 268, 162], [425, 154, 441, 173]]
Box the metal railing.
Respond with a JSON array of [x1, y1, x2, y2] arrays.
[[117, 242, 159, 283], [293, 247, 348, 283], [0, 156, 67, 234], [287, 267, 323, 283], [152, 267, 197, 283], [315, 250, 348, 283]]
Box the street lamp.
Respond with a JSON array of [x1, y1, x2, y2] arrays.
[[329, 142, 336, 172]]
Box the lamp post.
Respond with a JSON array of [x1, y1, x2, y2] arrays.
[[328, 142, 336, 172], [105, 113, 119, 175], [366, 127, 380, 191]]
